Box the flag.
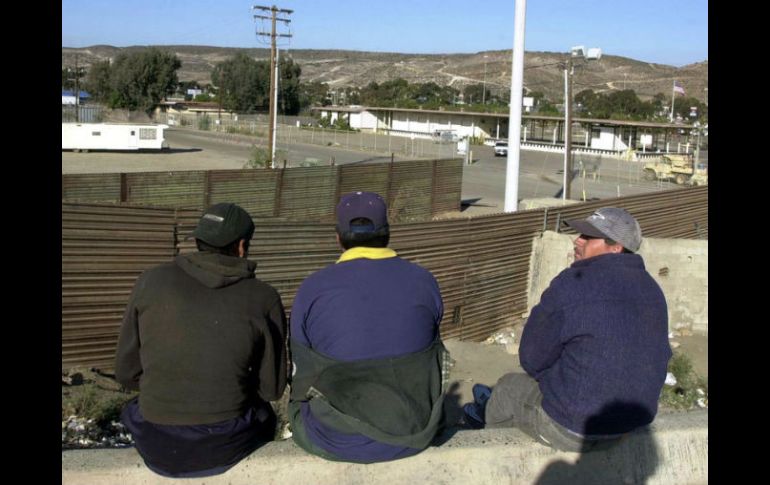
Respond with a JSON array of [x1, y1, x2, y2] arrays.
[[673, 80, 686, 96]]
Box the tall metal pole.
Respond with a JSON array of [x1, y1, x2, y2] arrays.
[[504, 0, 527, 213], [563, 57, 573, 200]]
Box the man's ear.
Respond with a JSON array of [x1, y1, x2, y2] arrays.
[[238, 239, 247, 258]]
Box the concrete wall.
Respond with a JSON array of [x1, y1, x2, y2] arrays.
[[62, 410, 707, 485], [527, 231, 708, 332]]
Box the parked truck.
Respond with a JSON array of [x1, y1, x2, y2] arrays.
[[62, 123, 169, 151], [642, 154, 707, 186]]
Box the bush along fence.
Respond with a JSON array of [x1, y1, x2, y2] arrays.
[[62, 186, 707, 371]]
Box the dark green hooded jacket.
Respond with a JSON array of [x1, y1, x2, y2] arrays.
[[115, 251, 288, 425]]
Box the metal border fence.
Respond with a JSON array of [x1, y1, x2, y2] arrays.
[[62, 186, 707, 370]]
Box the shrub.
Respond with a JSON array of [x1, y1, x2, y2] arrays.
[[659, 352, 708, 410]]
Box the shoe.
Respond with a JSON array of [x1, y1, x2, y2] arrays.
[[462, 402, 486, 429], [472, 384, 492, 407]]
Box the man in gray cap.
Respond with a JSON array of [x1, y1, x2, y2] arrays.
[[463, 207, 671, 452], [288, 191, 446, 463], [115, 203, 288, 477]]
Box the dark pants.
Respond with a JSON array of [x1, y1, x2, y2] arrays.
[[121, 397, 276, 478], [485, 373, 623, 453]]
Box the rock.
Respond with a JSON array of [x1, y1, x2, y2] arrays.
[[670, 341, 681, 349]]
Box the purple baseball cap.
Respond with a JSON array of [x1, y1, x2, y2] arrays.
[[336, 191, 389, 233]]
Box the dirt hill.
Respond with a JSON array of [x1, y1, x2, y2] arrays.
[[62, 45, 708, 103]]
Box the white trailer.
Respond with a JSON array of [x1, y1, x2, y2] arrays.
[[62, 123, 170, 151]]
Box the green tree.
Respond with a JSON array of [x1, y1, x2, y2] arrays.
[[278, 57, 302, 115], [84, 60, 113, 102], [211, 52, 270, 113], [107, 48, 181, 113], [299, 81, 331, 110], [463, 83, 490, 105], [672, 96, 707, 122]]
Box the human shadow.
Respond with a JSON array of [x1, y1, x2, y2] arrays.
[[534, 402, 660, 485], [460, 198, 498, 211], [158, 147, 202, 154]]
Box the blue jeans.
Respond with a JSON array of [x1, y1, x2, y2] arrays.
[[121, 397, 276, 477]]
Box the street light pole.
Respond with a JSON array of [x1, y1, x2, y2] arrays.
[[563, 46, 601, 201], [563, 58, 573, 200], [503, 0, 527, 213]]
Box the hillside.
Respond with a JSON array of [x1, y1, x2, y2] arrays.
[[62, 45, 708, 103]]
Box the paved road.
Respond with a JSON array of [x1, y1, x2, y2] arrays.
[[60, 128, 409, 173], [62, 126, 684, 216], [460, 145, 680, 215]]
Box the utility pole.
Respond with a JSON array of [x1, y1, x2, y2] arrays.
[[254, 4, 293, 168]]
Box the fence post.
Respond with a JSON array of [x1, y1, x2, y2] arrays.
[[386, 158, 395, 208], [273, 168, 284, 217], [203, 171, 211, 208], [430, 159, 439, 216], [334, 165, 343, 207], [120, 173, 128, 203]]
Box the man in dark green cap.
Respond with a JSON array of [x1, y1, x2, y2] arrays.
[[115, 202, 288, 478]]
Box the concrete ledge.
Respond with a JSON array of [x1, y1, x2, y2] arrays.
[[62, 410, 707, 485]]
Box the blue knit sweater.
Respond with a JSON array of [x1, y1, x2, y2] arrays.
[[519, 253, 671, 435]]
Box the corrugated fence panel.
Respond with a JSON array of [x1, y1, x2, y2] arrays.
[[62, 173, 122, 202], [126, 171, 206, 208], [389, 160, 435, 221], [543, 186, 708, 240], [389, 208, 546, 340], [62, 202, 177, 371], [433, 159, 464, 214], [175, 210, 339, 310], [338, 164, 390, 198], [62, 159, 465, 221], [207, 169, 279, 217], [61, 186, 708, 370], [278, 166, 339, 221]]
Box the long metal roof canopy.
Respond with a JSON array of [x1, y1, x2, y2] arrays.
[[311, 106, 697, 130]]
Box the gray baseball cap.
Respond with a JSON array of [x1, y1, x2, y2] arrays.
[[565, 207, 642, 252]]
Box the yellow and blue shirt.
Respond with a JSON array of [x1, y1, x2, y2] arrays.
[[290, 247, 443, 462]]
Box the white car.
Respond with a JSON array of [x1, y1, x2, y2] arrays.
[[494, 141, 508, 156]]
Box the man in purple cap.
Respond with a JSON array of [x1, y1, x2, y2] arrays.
[[463, 207, 671, 452], [115, 203, 288, 477], [288, 191, 447, 463]]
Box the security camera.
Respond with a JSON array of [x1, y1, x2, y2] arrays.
[[586, 48, 602, 60]]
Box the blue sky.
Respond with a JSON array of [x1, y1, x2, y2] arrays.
[[62, 0, 708, 67]]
